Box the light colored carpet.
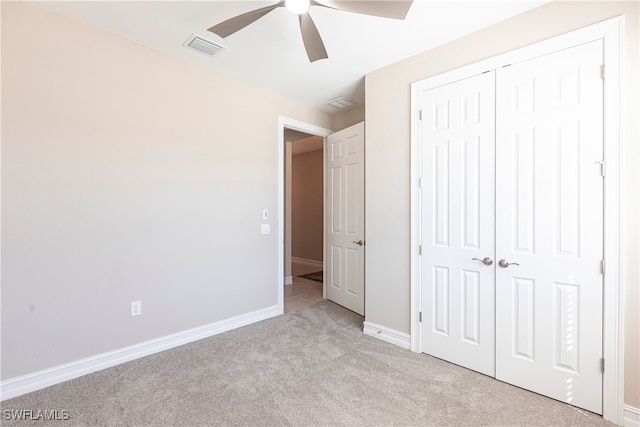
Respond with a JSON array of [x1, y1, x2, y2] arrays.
[[2, 300, 612, 426]]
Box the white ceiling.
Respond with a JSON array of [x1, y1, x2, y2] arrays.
[[28, 0, 550, 113]]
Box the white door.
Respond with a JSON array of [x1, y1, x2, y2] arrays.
[[419, 72, 496, 376], [495, 40, 604, 414], [326, 122, 365, 315]]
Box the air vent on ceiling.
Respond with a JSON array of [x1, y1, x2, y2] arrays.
[[184, 34, 225, 58], [327, 97, 357, 110]]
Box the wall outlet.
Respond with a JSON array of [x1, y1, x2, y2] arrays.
[[130, 301, 142, 317], [262, 209, 269, 220]]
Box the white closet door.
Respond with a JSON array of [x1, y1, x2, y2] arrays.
[[495, 40, 604, 414], [420, 72, 496, 376]]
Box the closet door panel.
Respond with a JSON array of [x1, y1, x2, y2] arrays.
[[495, 40, 604, 414], [420, 71, 496, 376]]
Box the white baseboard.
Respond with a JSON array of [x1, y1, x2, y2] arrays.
[[0, 304, 279, 401], [363, 321, 411, 350], [291, 257, 323, 269], [625, 405, 640, 427], [284, 276, 293, 285]]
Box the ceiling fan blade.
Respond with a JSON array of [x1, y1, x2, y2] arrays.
[[312, 0, 413, 20], [299, 12, 328, 63], [208, 2, 284, 38]]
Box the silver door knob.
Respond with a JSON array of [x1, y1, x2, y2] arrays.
[[498, 259, 520, 268], [353, 240, 364, 246], [472, 257, 493, 266]]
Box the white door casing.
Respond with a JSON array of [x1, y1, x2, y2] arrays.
[[419, 72, 496, 376], [326, 122, 365, 315], [495, 40, 604, 414]]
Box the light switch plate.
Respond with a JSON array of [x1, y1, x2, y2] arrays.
[[261, 224, 270, 235]]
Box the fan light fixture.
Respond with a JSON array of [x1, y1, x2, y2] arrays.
[[285, 0, 310, 14], [207, 1, 413, 62]]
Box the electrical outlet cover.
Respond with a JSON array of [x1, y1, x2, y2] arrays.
[[130, 301, 142, 317]]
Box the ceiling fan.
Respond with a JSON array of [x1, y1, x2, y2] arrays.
[[207, 0, 413, 62]]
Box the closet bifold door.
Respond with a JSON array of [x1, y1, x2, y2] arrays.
[[419, 71, 496, 377], [494, 40, 605, 414]]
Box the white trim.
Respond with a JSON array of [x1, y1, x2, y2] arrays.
[[601, 16, 626, 426], [284, 275, 293, 285], [291, 257, 323, 269], [410, 17, 625, 425], [410, 55, 422, 354], [0, 304, 279, 401], [363, 321, 411, 350], [322, 122, 327, 300], [277, 116, 332, 314], [624, 405, 640, 427]]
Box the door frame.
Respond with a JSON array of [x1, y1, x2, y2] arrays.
[[277, 116, 332, 314], [409, 17, 625, 424]]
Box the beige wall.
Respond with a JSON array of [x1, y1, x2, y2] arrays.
[[333, 106, 365, 132], [365, 0, 639, 408], [285, 141, 293, 280], [1, 2, 332, 380], [291, 149, 323, 263]]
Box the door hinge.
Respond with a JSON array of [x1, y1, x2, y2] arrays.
[[601, 358, 605, 373], [419, 245, 423, 255], [601, 259, 605, 275], [418, 177, 423, 188], [419, 110, 424, 121], [419, 312, 422, 322], [601, 65, 605, 80]]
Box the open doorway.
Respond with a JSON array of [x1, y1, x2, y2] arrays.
[[277, 117, 366, 316], [285, 130, 325, 312], [276, 117, 332, 315]]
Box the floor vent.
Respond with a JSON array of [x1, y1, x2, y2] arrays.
[[184, 34, 225, 57]]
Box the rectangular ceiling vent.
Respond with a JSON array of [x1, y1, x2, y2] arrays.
[[327, 97, 357, 110], [184, 34, 225, 58]]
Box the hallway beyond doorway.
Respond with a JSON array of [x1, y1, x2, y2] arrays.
[[284, 263, 323, 313]]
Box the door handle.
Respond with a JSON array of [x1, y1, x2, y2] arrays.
[[353, 240, 364, 246], [472, 257, 493, 266], [498, 259, 520, 268]]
